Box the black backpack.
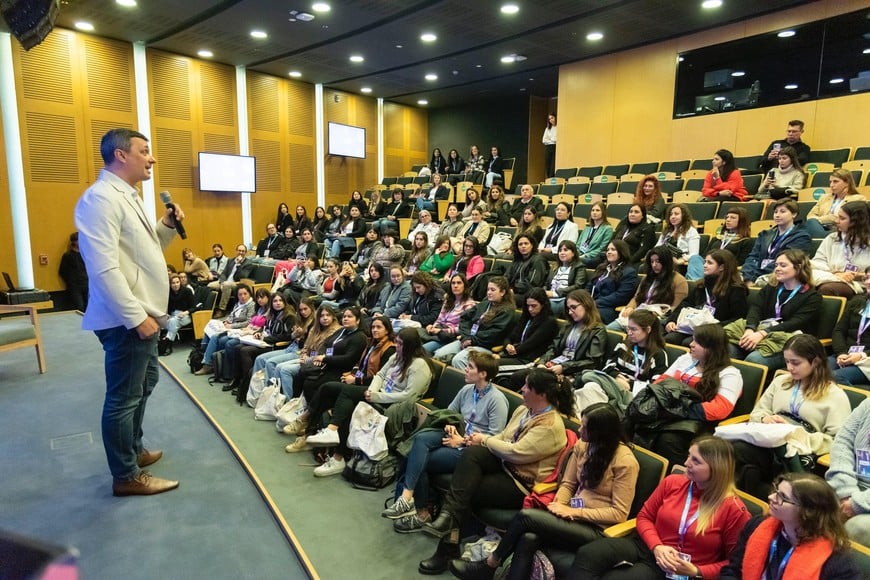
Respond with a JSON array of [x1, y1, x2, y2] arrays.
[[157, 337, 173, 357], [341, 451, 397, 490], [187, 346, 204, 373]]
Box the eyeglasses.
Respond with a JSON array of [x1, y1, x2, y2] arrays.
[[770, 490, 799, 506], [566, 303, 580, 312]]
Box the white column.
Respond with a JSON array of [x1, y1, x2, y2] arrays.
[[314, 83, 325, 207], [0, 33, 34, 290], [377, 98, 384, 182], [236, 65, 252, 247], [132, 42, 156, 221]]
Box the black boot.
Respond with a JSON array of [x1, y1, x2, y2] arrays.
[[222, 378, 237, 392], [449, 558, 496, 580], [419, 537, 459, 575], [422, 510, 457, 539]]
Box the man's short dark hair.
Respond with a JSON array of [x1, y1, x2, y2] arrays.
[[468, 351, 498, 382], [100, 128, 148, 165], [788, 120, 805, 130]]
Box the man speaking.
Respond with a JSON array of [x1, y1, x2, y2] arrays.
[[75, 128, 182, 496]]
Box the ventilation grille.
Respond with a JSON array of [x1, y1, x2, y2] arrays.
[[384, 105, 404, 149], [287, 81, 313, 138], [289, 143, 314, 193], [154, 127, 193, 188], [150, 53, 191, 120], [201, 63, 235, 127], [249, 73, 279, 133], [203, 133, 237, 154], [252, 139, 281, 192], [356, 101, 377, 150], [84, 39, 132, 112], [26, 112, 79, 183], [19, 31, 73, 104]]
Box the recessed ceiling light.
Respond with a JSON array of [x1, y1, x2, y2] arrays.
[[714, 96, 726, 101], [501, 4, 519, 14], [501, 55, 516, 63], [863, 48, 870, 54], [251, 30, 268, 39], [288, 71, 302, 78], [420, 32, 437, 42], [360, 87, 372, 94], [528, 78, 534, 81], [519, 88, 527, 92], [829, 78, 844, 84], [75, 21, 94, 32], [586, 32, 604, 41], [395, 44, 403, 49], [312, 2, 330, 12], [784, 83, 798, 90], [349, 55, 364, 62], [475, 64, 483, 68], [778, 30, 796, 38], [731, 71, 745, 77], [678, 56, 685, 62], [116, 0, 137, 6], [417, 100, 428, 105], [198, 50, 213, 58], [701, 0, 722, 8], [425, 73, 438, 81]]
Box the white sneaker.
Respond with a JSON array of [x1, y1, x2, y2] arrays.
[[284, 436, 310, 453], [281, 416, 308, 436], [313, 455, 346, 477], [307, 427, 340, 446]]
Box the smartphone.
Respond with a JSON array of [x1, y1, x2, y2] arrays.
[[768, 170, 776, 179]]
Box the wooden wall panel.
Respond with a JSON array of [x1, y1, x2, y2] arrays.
[[11, 30, 137, 292], [383, 102, 428, 179], [558, 0, 870, 169], [323, 90, 378, 207]]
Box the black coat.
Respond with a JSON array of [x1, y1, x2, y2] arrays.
[[613, 220, 656, 265], [544, 264, 587, 297], [406, 288, 445, 326], [505, 314, 559, 362], [540, 323, 608, 377]]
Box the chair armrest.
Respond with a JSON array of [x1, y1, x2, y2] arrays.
[[718, 414, 751, 426], [192, 311, 214, 340], [604, 519, 637, 538], [817, 454, 830, 468]]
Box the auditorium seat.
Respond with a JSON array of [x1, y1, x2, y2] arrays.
[[659, 160, 690, 175], [554, 167, 578, 179], [809, 148, 851, 167], [630, 162, 659, 175]]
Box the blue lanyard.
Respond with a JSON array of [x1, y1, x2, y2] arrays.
[[360, 344, 377, 372], [768, 227, 793, 257], [678, 482, 699, 551], [680, 360, 699, 385], [632, 345, 645, 380], [704, 288, 715, 309], [467, 384, 492, 433], [514, 405, 552, 441], [583, 226, 599, 245], [645, 280, 658, 303], [520, 320, 533, 342], [858, 302, 870, 345], [767, 537, 795, 580], [774, 285, 800, 319], [789, 384, 803, 416], [565, 326, 581, 353], [831, 196, 845, 215], [331, 328, 347, 347]]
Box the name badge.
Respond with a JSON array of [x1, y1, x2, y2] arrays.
[[549, 356, 569, 365], [579, 243, 590, 253], [354, 370, 364, 379], [263, 249, 270, 257], [760, 258, 773, 269], [325, 348, 334, 356], [758, 318, 781, 332], [385, 378, 395, 393], [704, 304, 716, 315], [570, 497, 584, 508], [309, 350, 318, 357], [470, 323, 480, 336], [849, 345, 865, 354], [845, 263, 859, 272], [857, 449, 870, 477], [665, 553, 692, 580]]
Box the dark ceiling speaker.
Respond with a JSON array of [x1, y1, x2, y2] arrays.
[[0, 0, 60, 51]]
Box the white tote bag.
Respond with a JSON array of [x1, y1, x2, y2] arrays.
[[714, 422, 802, 448], [246, 370, 268, 408], [253, 384, 286, 421], [275, 395, 307, 432], [346, 401, 389, 461]]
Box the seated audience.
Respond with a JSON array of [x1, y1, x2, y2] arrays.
[[758, 120, 811, 174], [505, 233, 549, 307], [449, 403, 639, 580], [742, 199, 811, 285], [483, 146, 504, 188], [732, 335, 850, 499], [326, 205, 366, 259], [350, 228, 380, 272], [586, 240, 639, 324], [656, 204, 702, 279], [804, 168, 865, 239], [481, 184, 509, 226], [453, 208, 490, 254], [205, 243, 228, 281], [358, 263, 387, 316], [369, 230, 405, 271], [576, 201, 613, 267], [571, 436, 750, 579], [254, 223, 283, 259], [405, 232, 431, 275], [754, 145, 807, 200], [544, 240, 587, 315], [712, 206, 753, 264], [370, 265, 412, 319], [444, 148, 466, 182], [826, 398, 870, 546], [407, 210, 439, 248], [830, 266, 870, 386], [508, 184, 544, 227], [417, 173, 450, 213], [438, 204, 466, 240], [274, 304, 340, 398], [539, 202, 579, 260], [634, 174, 667, 223], [373, 189, 412, 233], [420, 273, 477, 354], [608, 246, 688, 331], [701, 148, 748, 201], [810, 200, 870, 297], [460, 187, 486, 220], [195, 284, 255, 376], [182, 247, 210, 283], [612, 204, 656, 266], [163, 273, 196, 343], [420, 235, 455, 279], [208, 244, 256, 314], [347, 189, 368, 216], [494, 287, 558, 370], [398, 272, 443, 328]]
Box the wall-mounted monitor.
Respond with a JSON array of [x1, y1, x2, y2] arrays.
[[198, 152, 256, 193], [328, 122, 366, 159]]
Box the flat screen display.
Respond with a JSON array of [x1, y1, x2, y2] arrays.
[[198, 152, 256, 192], [328, 122, 366, 159]]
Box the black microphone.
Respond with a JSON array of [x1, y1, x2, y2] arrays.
[[159, 191, 187, 239]]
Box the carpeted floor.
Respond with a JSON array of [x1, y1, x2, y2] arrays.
[[0, 312, 440, 579], [0, 313, 311, 579]]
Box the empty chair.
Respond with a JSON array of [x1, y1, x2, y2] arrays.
[[606, 192, 634, 204], [853, 146, 870, 161], [742, 174, 763, 195], [658, 179, 685, 195], [589, 181, 618, 195], [653, 171, 678, 181], [564, 182, 590, 196], [630, 162, 659, 175], [716, 201, 764, 221], [603, 164, 630, 176], [538, 183, 564, 197], [659, 160, 690, 174], [577, 166, 603, 179], [619, 173, 647, 182], [617, 180, 640, 194], [810, 171, 832, 187], [809, 148, 851, 167], [605, 203, 633, 220], [796, 187, 830, 202], [681, 169, 708, 180], [684, 178, 705, 191], [554, 167, 578, 179], [734, 155, 762, 172], [689, 159, 711, 171], [592, 174, 619, 183], [381, 176, 398, 186], [397, 176, 413, 186], [683, 202, 719, 224]]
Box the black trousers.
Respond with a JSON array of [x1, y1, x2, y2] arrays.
[[544, 144, 556, 178], [304, 380, 352, 435], [443, 445, 526, 520], [569, 534, 664, 580], [494, 508, 603, 580], [732, 440, 781, 499]]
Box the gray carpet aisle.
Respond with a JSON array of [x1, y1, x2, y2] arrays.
[[159, 343, 441, 579], [0, 312, 310, 579]]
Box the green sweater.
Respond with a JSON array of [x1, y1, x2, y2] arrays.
[[420, 250, 456, 276]]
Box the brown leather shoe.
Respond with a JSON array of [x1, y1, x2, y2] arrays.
[[112, 471, 179, 497], [137, 449, 163, 468], [194, 364, 213, 376]]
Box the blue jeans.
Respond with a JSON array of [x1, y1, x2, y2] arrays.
[[423, 340, 445, 354], [804, 218, 830, 239], [254, 344, 299, 379], [686, 254, 704, 281], [202, 332, 233, 365], [165, 311, 191, 341], [744, 348, 785, 373], [416, 198, 436, 212], [452, 346, 491, 369], [276, 360, 303, 398], [373, 219, 398, 233], [329, 237, 357, 258], [94, 326, 159, 481], [828, 355, 869, 386], [396, 430, 463, 506]]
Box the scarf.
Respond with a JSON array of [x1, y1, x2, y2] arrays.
[[742, 517, 833, 580]]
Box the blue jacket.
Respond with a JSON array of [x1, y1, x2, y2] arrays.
[[742, 225, 811, 282]]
